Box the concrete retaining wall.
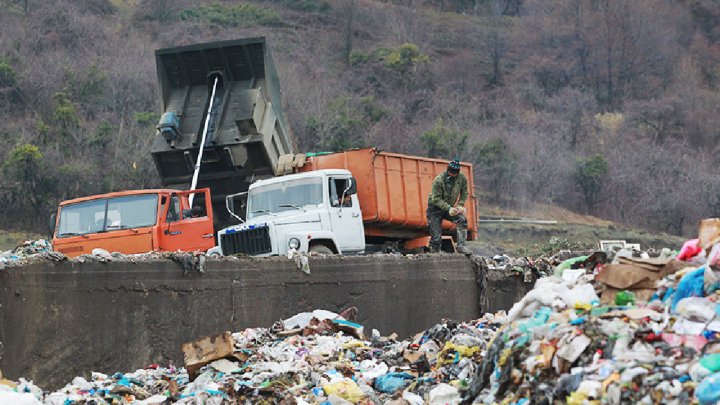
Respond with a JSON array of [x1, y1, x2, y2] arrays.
[[0, 254, 532, 390]]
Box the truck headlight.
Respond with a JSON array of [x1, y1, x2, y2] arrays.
[[288, 237, 300, 250]]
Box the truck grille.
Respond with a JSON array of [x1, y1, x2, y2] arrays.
[[221, 226, 272, 256]]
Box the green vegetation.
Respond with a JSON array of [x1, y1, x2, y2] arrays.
[[421, 120, 468, 159], [263, 0, 329, 12], [180, 3, 282, 27], [133, 111, 159, 127], [305, 95, 390, 151], [384, 43, 429, 75], [52, 92, 80, 129], [472, 139, 517, 202], [350, 44, 429, 75], [574, 155, 609, 210], [64, 65, 109, 106], [348, 51, 369, 67], [2, 144, 51, 227], [5, 143, 41, 168], [0, 59, 16, 87], [88, 121, 117, 149], [359, 96, 387, 123]]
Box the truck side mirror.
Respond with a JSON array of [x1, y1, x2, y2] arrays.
[[48, 213, 56, 239], [344, 177, 357, 195]]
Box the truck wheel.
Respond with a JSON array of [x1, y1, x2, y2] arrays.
[[309, 244, 333, 254]]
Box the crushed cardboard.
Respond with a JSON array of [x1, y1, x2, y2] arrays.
[[699, 218, 720, 249], [596, 259, 692, 291]]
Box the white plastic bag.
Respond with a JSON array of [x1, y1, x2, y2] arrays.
[[428, 383, 461, 405]]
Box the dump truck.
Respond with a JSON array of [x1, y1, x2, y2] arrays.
[[50, 37, 296, 257], [51, 189, 214, 258], [215, 148, 477, 256], [151, 37, 295, 228]]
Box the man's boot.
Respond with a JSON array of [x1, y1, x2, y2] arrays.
[[456, 228, 470, 254]]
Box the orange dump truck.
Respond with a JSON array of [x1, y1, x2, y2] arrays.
[[216, 148, 477, 256], [51, 189, 215, 258], [296, 148, 478, 247]]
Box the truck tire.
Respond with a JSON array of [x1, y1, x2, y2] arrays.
[[309, 244, 333, 254]]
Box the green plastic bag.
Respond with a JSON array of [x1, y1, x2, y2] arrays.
[[701, 354, 720, 372], [614, 290, 635, 306]]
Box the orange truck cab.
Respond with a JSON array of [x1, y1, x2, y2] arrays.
[[51, 188, 215, 258]]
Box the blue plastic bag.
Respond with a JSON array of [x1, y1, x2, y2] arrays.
[[671, 267, 706, 311], [374, 372, 415, 393], [696, 371, 720, 404]]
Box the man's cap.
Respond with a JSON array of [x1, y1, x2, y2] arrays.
[[447, 158, 461, 173]]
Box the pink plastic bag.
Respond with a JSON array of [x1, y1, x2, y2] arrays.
[[678, 239, 702, 261]]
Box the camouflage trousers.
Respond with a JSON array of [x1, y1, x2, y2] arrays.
[[426, 206, 467, 253]]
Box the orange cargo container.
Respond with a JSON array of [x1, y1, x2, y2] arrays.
[[297, 148, 477, 243]]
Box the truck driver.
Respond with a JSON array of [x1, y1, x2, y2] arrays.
[[426, 158, 469, 254]]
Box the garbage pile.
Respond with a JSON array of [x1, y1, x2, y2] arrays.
[[0, 239, 54, 268], [9, 219, 720, 403], [487, 254, 553, 281], [462, 219, 720, 404], [0, 309, 506, 404]]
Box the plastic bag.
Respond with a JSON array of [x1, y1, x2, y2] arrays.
[[323, 379, 365, 403], [691, 362, 713, 382], [696, 371, 720, 404], [428, 383, 460, 405], [402, 391, 425, 405], [373, 372, 415, 393], [700, 354, 720, 373], [671, 267, 706, 311], [0, 392, 42, 405], [555, 256, 588, 277], [677, 297, 716, 322], [678, 239, 702, 261], [563, 283, 599, 307], [614, 290, 635, 306], [562, 268, 586, 283]]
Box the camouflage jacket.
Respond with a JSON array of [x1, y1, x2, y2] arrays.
[[428, 171, 468, 212]]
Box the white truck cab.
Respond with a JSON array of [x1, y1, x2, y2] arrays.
[[216, 169, 365, 256]]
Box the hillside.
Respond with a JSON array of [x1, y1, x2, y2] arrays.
[[1, 0, 719, 236]]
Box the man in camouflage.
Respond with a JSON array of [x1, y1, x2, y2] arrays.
[[426, 158, 469, 254]]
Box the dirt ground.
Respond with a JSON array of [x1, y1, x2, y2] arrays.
[[471, 205, 686, 256]]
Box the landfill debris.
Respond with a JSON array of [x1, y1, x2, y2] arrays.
[[287, 247, 311, 274], [487, 254, 552, 281], [459, 218, 720, 404], [0, 308, 506, 404], [91, 248, 114, 262], [10, 219, 720, 403], [168, 251, 206, 275], [0, 239, 55, 268], [181, 331, 238, 380]]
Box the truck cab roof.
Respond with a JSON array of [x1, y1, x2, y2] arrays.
[[58, 189, 193, 207], [249, 169, 352, 190]]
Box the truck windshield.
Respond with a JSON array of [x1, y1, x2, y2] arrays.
[[57, 194, 158, 237], [247, 177, 323, 219]]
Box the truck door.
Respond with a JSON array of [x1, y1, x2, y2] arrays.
[[328, 177, 365, 252], [159, 189, 215, 252]]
